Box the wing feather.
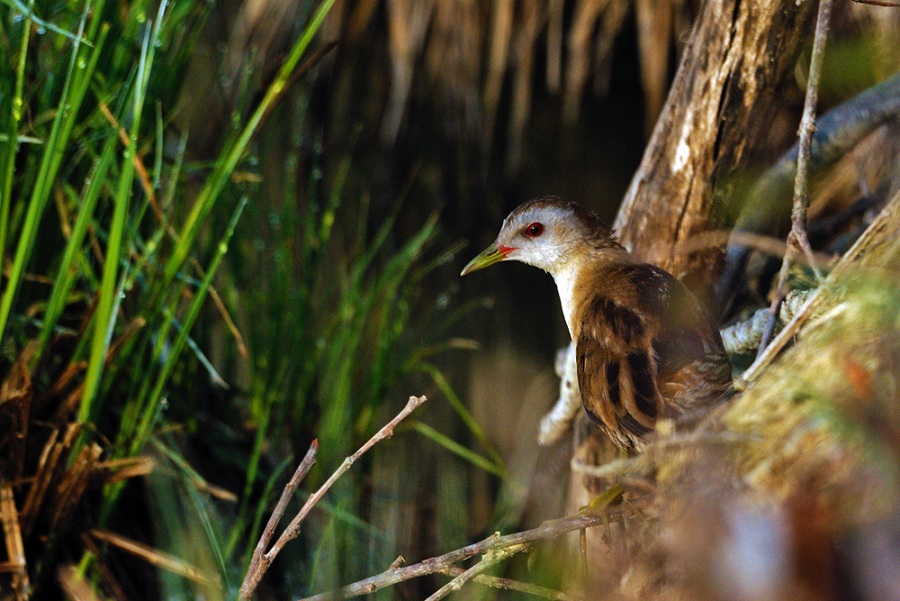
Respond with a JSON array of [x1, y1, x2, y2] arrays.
[[574, 263, 734, 451], [576, 295, 663, 444]]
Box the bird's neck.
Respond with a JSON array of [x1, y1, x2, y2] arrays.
[[553, 263, 580, 339], [550, 245, 632, 340]]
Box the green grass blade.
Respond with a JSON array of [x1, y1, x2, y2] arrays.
[[414, 360, 507, 474], [0, 0, 96, 339], [1, 0, 93, 45], [411, 421, 506, 479], [34, 114, 116, 364], [132, 198, 248, 454], [161, 0, 337, 289], [80, 23, 153, 423], [0, 0, 32, 265], [150, 438, 231, 590]]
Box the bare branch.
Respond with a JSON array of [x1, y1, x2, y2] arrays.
[[742, 182, 900, 383], [440, 565, 583, 601], [239, 395, 428, 600], [424, 544, 529, 601], [300, 510, 618, 601], [242, 440, 318, 595], [758, 0, 833, 356]]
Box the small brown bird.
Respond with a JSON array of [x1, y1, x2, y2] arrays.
[[462, 197, 733, 452]]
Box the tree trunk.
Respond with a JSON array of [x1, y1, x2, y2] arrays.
[[612, 0, 815, 296]]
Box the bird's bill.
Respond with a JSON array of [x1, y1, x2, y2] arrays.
[[460, 243, 512, 276]]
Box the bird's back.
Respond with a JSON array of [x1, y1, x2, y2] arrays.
[[572, 257, 733, 452]]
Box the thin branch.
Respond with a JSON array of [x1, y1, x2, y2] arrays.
[[674, 229, 832, 267], [239, 395, 428, 600], [440, 564, 583, 601], [758, 0, 833, 356], [300, 510, 617, 601], [269, 395, 427, 555], [424, 544, 529, 601], [717, 69, 900, 318], [243, 440, 318, 591], [743, 181, 900, 383]]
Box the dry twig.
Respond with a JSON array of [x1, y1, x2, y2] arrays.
[[1, 485, 29, 600], [757, 0, 833, 356], [239, 395, 428, 600], [242, 440, 319, 594], [301, 509, 618, 601], [424, 544, 530, 601], [741, 182, 900, 383], [440, 564, 582, 601], [89, 529, 217, 586]]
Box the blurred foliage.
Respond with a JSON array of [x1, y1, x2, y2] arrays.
[[0, 0, 499, 598]]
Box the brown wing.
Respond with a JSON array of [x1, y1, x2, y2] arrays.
[[576, 295, 662, 450], [575, 264, 733, 451], [634, 266, 734, 412]]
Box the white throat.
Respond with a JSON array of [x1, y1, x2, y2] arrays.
[[552, 263, 579, 340]]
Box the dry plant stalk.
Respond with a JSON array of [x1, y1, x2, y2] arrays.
[[439, 563, 582, 601], [57, 565, 103, 601], [301, 504, 625, 601], [1, 485, 29, 600], [89, 529, 217, 586], [239, 395, 428, 600], [423, 543, 531, 601], [756, 0, 834, 357]]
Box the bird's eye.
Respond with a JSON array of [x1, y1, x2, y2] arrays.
[[524, 222, 544, 238]]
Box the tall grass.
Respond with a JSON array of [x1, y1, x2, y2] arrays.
[[0, 0, 505, 597]]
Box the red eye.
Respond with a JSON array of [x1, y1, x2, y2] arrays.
[[524, 222, 544, 237]]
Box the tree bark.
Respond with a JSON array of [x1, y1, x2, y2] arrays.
[[612, 0, 815, 296]]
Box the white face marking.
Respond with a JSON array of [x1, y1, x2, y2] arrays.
[[495, 204, 581, 276], [492, 201, 598, 341]]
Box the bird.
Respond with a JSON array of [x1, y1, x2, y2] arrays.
[[461, 196, 733, 453]]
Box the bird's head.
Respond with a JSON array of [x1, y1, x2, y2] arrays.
[[461, 196, 618, 277]]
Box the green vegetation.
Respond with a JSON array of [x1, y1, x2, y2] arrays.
[[0, 0, 500, 597]]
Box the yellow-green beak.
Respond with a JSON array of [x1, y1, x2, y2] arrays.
[[460, 243, 509, 276]]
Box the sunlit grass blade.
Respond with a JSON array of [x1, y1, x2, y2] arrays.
[[0, 0, 32, 265], [0, 0, 98, 339], [34, 131, 116, 364], [80, 22, 154, 423]]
